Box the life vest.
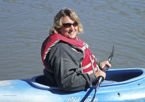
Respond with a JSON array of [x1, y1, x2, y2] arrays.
[[41, 34, 99, 75]]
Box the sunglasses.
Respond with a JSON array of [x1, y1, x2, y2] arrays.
[[63, 22, 78, 28]]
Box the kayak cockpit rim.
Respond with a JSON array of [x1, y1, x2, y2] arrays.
[[29, 68, 145, 90], [29, 75, 60, 90]]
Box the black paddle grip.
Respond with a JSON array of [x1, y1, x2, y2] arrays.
[[98, 76, 104, 82]]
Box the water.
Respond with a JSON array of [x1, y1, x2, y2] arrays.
[[0, 0, 145, 80]]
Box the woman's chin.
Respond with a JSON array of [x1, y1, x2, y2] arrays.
[[68, 35, 77, 39], [68, 33, 78, 39], [62, 33, 78, 39]]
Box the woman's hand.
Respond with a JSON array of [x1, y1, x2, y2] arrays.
[[100, 60, 111, 70], [95, 70, 106, 79]]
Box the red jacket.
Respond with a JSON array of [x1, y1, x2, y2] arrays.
[[41, 34, 98, 75]]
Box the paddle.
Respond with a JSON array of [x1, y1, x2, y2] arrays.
[[91, 45, 114, 102]]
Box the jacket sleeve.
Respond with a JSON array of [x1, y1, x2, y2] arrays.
[[46, 42, 98, 91]]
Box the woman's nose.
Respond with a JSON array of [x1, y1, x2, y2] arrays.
[[70, 25, 74, 30]]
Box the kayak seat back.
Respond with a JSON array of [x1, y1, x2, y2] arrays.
[[35, 75, 58, 87]]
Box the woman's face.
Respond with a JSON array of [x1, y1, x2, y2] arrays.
[[60, 16, 78, 39]]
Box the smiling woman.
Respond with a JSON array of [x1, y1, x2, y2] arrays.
[[49, 8, 83, 36], [41, 8, 111, 91], [60, 16, 78, 39]]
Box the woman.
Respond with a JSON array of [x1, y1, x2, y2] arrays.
[[41, 8, 111, 91]]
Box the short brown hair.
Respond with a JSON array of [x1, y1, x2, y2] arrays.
[[49, 8, 84, 35]]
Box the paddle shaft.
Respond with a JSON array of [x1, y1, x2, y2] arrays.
[[91, 65, 109, 102], [91, 45, 114, 102]]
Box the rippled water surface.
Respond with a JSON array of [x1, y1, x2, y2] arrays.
[[0, 0, 145, 80]]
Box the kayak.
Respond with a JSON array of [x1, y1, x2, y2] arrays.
[[0, 68, 145, 102]]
